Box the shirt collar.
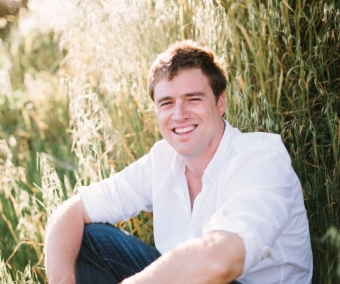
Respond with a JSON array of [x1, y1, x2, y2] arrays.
[[170, 150, 185, 182], [203, 120, 234, 182]]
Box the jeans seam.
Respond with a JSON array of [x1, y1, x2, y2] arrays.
[[103, 258, 138, 274]]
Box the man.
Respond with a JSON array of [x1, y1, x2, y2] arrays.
[[45, 40, 313, 283]]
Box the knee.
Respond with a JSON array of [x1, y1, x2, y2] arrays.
[[78, 223, 121, 265], [82, 223, 127, 246], [84, 223, 117, 236]]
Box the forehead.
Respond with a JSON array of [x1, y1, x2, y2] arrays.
[[154, 69, 211, 98]]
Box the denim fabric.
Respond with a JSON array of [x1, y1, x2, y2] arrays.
[[76, 223, 161, 283], [76, 223, 241, 284]]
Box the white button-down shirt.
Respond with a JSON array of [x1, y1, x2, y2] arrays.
[[80, 121, 313, 283]]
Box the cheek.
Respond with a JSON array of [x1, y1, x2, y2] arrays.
[[156, 112, 167, 128]]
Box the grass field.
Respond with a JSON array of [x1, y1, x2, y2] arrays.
[[0, 0, 339, 282]]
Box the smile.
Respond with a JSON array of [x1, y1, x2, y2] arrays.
[[174, 125, 197, 134]]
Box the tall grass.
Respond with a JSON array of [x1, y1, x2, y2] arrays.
[[0, 0, 339, 282]]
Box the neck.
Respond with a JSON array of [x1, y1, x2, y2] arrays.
[[184, 156, 208, 180], [184, 121, 225, 208]]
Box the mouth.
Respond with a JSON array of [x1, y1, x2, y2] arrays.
[[173, 125, 197, 134]]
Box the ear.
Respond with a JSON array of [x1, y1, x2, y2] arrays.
[[217, 92, 226, 117]]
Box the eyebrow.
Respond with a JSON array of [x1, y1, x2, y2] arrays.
[[156, 96, 172, 105], [156, 92, 206, 105]]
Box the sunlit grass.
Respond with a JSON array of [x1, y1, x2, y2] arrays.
[[0, 0, 339, 282]]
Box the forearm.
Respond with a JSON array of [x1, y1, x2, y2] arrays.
[[122, 231, 245, 284], [45, 195, 91, 284]]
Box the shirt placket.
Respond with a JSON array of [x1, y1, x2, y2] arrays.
[[173, 174, 191, 220], [187, 178, 211, 239]]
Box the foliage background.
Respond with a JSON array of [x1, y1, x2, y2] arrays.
[[0, 0, 339, 282]]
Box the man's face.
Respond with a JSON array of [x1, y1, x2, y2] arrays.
[[154, 68, 225, 160]]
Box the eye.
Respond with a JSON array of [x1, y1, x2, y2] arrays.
[[189, 97, 201, 101], [160, 101, 172, 107]]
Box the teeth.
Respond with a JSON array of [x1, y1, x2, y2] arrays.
[[175, 126, 196, 134]]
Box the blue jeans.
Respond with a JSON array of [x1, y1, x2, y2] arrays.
[[76, 223, 241, 283]]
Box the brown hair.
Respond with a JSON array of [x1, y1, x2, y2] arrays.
[[148, 40, 228, 101]]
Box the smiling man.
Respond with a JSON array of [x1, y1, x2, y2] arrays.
[[45, 40, 313, 284]]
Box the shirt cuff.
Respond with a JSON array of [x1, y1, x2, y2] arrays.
[[203, 214, 274, 276]]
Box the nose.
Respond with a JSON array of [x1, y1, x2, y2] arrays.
[[172, 102, 189, 121]]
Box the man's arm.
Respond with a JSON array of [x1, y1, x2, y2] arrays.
[[122, 231, 245, 284], [45, 195, 91, 284]]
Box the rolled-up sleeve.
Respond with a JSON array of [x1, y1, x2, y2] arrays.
[[204, 147, 295, 275], [79, 151, 153, 224]]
